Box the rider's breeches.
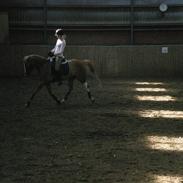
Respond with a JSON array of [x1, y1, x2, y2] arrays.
[[55, 56, 64, 71]]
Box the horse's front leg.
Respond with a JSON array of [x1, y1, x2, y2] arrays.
[[83, 81, 95, 103], [25, 82, 44, 107], [46, 84, 61, 104], [61, 79, 74, 103]]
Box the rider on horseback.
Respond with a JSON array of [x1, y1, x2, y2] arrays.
[[48, 28, 66, 85]]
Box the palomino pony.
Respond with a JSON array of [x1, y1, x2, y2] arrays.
[[23, 54, 101, 107]]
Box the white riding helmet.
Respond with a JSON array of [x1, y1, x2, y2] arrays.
[[55, 28, 64, 36]]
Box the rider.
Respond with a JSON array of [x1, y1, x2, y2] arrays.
[[48, 28, 66, 84]]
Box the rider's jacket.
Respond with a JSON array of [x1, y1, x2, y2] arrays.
[[51, 38, 66, 58]]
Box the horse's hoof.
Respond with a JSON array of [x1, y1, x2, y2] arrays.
[[61, 99, 65, 104], [91, 97, 95, 104], [25, 102, 30, 108]]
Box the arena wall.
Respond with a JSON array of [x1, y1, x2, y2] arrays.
[[0, 45, 183, 78]]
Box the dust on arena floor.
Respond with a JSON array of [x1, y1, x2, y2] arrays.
[[1, 77, 183, 183]]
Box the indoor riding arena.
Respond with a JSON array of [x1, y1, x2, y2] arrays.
[[1, 0, 183, 183]]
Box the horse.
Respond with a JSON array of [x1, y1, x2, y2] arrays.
[[23, 54, 101, 107]]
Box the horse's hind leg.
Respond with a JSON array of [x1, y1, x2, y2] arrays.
[[61, 78, 74, 103], [25, 83, 44, 107], [46, 84, 61, 104], [83, 81, 95, 103]]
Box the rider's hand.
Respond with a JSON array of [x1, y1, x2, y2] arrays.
[[48, 51, 54, 57]]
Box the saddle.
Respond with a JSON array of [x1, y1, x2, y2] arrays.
[[49, 57, 69, 79]]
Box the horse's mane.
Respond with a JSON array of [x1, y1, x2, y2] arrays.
[[23, 54, 48, 64]]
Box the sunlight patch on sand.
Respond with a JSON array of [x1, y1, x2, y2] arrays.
[[135, 88, 167, 92], [135, 95, 176, 101], [146, 136, 183, 151], [138, 110, 183, 119], [153, 175, 183, 183], [135, 82, 164, 85]]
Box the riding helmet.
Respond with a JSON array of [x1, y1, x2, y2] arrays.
[[55, 28, 64, 36]]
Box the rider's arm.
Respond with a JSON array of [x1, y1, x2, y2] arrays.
[[47, 46, 55, 57], [51, 47, 55, 53]]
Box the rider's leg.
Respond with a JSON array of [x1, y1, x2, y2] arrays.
[[56, 57, 67, 85], [55, 57, 63, 85]]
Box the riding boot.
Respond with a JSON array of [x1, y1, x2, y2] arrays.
[[55, 71, 62, 85], [50, 59, 57, 82], [57, 63, 65, 85]]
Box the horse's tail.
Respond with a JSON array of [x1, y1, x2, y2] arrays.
[[85, 60, 102, 88]]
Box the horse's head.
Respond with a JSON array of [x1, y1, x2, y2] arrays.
[[23, 54, 47, 76], [23, 55, 34, 76]]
